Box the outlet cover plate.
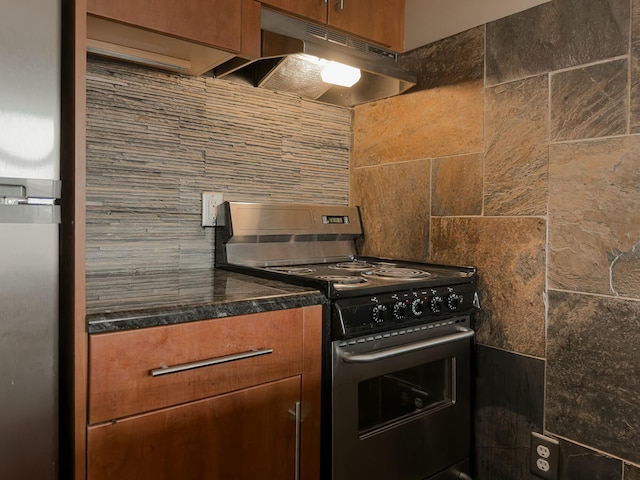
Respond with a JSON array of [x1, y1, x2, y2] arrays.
[[530, 432, 560, 480], [202, 192, 224, 227]]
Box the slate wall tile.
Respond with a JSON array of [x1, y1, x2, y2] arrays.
[[400, 26, 484, 93], [430, 217, 546, 357], [557, 438, 623, 480], [548, 136, 640, 298], [431, 154, 483, 216], [352, 80, 484, 167], [474, 345, 545, 480], [625, 463, 640, 480], [551, 59, 628, 141], [630, 0, 640, 132], [486, 0, 629, 85], [547, 290, 640, 464], [351, 161, 430, 261], [484, 75, 549, 216]]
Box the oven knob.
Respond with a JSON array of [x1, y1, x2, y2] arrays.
[[430, 296, 444, 313], [371, 304, 387, 323], [447, 293, 463, 310], [393, 301, 407, 320], [411, 298, 424, 317]]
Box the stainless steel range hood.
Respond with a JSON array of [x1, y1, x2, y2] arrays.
[[213, 8, 416, 107]]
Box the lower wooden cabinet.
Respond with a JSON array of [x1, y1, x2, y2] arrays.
[[87, 305, 322, 480], [88, 376, 300, 479]]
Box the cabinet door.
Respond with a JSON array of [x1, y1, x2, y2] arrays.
[[87, 0, 242, 52], [261, 0, 327, 23], [88, 376, 300, 480], [328, 0, 404, 51]]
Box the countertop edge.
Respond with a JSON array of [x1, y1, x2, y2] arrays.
[[87, 291, 327, 334]]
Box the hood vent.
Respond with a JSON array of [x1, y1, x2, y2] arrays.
[[214, 8, 416, 107]]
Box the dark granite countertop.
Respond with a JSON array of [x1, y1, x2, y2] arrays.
[[86, 268, 327, 333]]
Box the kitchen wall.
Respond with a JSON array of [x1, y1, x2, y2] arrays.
[[353, 0, 639, 479], [85, 58, 351, 307]]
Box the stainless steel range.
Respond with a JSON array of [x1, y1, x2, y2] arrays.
[[215, 202, 479, 480]]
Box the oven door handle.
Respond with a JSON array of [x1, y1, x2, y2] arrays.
[[339, 328, 474, 363]]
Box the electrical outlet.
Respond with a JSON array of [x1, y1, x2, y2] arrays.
[[530, 432, 560, 480], [202, 192, 224, 227]]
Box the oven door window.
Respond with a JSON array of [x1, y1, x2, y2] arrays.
[[358, 357, 455, 436]]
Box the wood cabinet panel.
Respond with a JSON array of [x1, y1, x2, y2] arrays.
[[88, 309, 303, 423], [260, 0, 327, 23], [88, 376, 300, 480], [300, 305, 322, 480], [87, 0, 242, 52], [261, 0, 405, 51], [328, 0, 404, 51]]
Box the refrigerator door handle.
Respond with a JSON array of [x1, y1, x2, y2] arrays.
[[0, 178, 61, 224], [0, 177, 62, 199]]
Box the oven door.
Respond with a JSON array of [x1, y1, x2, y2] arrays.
[[331, 323, 473, 480]]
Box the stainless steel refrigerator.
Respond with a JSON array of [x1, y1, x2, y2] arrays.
[[0, 0, 61, 478]]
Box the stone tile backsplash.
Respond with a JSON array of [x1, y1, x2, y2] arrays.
[[549, 136, 640, 298], [474, 345, 544, 480], [351, 81, 483, 168], [351, 160, 430, 261], [550, 58, 629, 141], [430, 217, 546, 357], [353, 0, 640, 477], [547, 291, 640, 464], [485, 0, 629, 85], [86, 57, 351, 279], [484, 74, 549, 216]]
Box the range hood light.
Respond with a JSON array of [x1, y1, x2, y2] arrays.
[[320, 61, 361, 87], [213, 8, 417, 106]]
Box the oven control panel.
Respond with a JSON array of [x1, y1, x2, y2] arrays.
[[332, 283, 478, 339]]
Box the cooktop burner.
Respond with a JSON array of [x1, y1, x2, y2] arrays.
[[362, 267, 431, 281], [329, 260, 376, 271], [316, 275, 369, 285], [266, 266, 315, 275]]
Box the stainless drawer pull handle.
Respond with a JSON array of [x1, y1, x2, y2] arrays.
[[149, 348, 273, 377], [288, 401, 302, 480]]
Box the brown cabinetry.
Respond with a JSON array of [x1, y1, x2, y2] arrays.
[[86, 0, 261, 75], [87, 306, 322, 480], [87, 0, 242, 52], [261, 0, 405, 51]]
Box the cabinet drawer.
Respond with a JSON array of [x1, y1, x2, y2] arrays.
[[89, 309, 303, 424]]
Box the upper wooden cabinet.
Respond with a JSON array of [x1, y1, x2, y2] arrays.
[[86, 0, 261, 75], [87, 0, 242, 51], [261, 0, 405, 51]]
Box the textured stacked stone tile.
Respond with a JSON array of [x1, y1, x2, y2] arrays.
[[85, 57, 351, 288]]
